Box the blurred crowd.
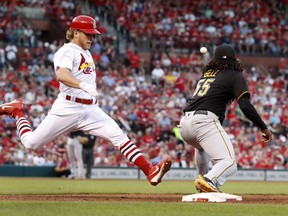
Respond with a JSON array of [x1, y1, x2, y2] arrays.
[[96, 0, 288, 56], [0, 0, 287, 171]]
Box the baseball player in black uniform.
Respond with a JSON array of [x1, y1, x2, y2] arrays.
[[178, 44, 272, 193]]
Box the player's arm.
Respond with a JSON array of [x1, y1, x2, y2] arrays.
[[56, 67, 81, 88], [56, 67, 98, 97], [237, 94, 272, 142]]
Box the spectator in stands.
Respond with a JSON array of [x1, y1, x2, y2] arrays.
[[5, 42, 17, 69], [23, 25, 36, 47], [4, 87, 16, 102], [60, 0, 75, 16], [151, 61, 165, 86]]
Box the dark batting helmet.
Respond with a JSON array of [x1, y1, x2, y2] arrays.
[[70, 15, 101, 34]]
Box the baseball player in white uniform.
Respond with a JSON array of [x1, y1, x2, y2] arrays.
[[0, 15, 171, 186]]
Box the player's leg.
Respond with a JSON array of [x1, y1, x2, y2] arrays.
[[66, 137, 77, 179], [81, 106, 171, 186], [82, 149, 88, 177], [18, 113, 80, 149], [179, 112, 208, 176], [3, 99, 81, 150], [83, 148, 94, 178], [199, 120, 237, 187], [179, 112, 236, 192], [74, 138, 84, 179], [194, 149, 209, 176]]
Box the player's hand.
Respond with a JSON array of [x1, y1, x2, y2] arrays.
[[261, 129, 272, 143], [77, 136, 89, 145], [79, 82, 99, 97]]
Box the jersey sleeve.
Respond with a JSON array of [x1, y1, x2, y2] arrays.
[[54, 49, 73, 71], [232, 72, 250, 101]]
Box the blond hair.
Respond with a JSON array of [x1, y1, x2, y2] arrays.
[[66, 29, 75, 41]]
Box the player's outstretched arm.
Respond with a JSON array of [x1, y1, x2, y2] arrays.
[[237, 95, 272, 142]]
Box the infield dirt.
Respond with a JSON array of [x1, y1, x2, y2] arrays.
[[0, 194, 288, 204]]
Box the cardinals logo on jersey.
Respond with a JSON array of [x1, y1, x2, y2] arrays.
[[78, 53, 95, 74]]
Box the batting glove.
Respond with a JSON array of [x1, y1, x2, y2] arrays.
[[79, 82, 99, 97]]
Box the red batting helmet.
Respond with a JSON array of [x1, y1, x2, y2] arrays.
[[70, 15, 101, 34]]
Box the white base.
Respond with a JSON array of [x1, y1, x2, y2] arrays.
[[182, 192, 242, 203]]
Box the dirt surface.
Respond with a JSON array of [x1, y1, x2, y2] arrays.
[[0, 194, 288, 204]]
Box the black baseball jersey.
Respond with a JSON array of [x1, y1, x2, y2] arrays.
[[183, 69, 250, 124]]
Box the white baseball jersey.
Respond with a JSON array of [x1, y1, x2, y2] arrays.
[[53, 43, 96, 99]]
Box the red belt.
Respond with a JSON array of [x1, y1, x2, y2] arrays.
[[65, 95, 95, 105]]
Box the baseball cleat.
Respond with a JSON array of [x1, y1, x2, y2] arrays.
[[0, 100, 24, 117], [195, 174, 205, 193], [194, 175, 221, 193], [147, 156, 172, 186]]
